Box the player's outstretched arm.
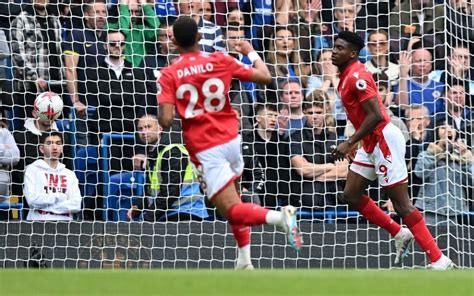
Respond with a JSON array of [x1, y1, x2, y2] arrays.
[[234, 40, 272, 85]]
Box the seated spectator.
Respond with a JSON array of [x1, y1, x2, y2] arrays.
[[365, 30, 399, 87], [414, 121, 473, 225], [128, 115, 207, 221], [396, 46, 444, 114], [108, 0, 160, 67], [430, 44, 474, 109], [434, 81, 473, 148], [313, 0, 369, 64], [0, 116, 20, 203], [294, 0, 322, 66], [404, 104, 433, 198], [277, 79, 306, 140], [23, 132, 82, 221], [290, 98, 348, 209], [242, 103, 291, 208]]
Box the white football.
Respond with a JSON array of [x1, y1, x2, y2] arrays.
[[34, 91, 64, 121]]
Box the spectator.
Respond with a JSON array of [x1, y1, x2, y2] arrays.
[[313, 0, 369, 64], [290, 95, 348, 210], [201, 0, 215, 23], [434, 82, 473, 148], [186, 0, 225, 53], [154, 0, 177, 23], [85, 29, 150, 171], [108, 0, 160, 68], [306, 49, 345, 136], [404, 104, 432, 198], [414, 121, 473, 225], [128, 115, 207, 221], [365, 30, 399, 87], [277, 79, 306, 140], [240, 0, 274, 50], [0, 116, 20, 203], [389, 0, 444, 60], [233, 107, 264, 205], [241, 103, 291, 208], [64, 0, 107, 146], [446, 0, 474, 54], [294, 0, 322, 65], [225, 22, 256, 120], [10, 0, 64, 123], [396, 47, 444, 114], [0, 29, 9, 112], [141, 22, 178, 99], [430, 44, 474, 108], [226, 7, 245, 26], [23, 132, 81, 221]]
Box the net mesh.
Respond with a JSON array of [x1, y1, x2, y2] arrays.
[[0, 0, 472, 269]]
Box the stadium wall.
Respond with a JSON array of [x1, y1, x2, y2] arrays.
[[1, 222, 472, 269]]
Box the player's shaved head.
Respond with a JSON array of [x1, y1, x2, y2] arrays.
[[173, 16, 199, 49]]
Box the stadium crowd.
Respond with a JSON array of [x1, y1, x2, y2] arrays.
[[0, 0, 472, 225]]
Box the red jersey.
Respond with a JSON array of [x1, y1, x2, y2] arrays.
[[338, 60, 390, 153], [157, 51, 253, 157]]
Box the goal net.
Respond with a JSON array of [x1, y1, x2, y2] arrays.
[[0, 0, 472, 269]]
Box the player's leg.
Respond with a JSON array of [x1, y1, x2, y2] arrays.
[[379, 123, 453, 268], [385, 184, 453, 268], [342, 169, 402, 238]]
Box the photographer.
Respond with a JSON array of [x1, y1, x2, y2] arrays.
[[414, 121, 473, 225]]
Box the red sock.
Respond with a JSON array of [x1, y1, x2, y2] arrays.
[[230, 224, 250, 247], [403, 209, 442, 263], [227, 203, 269, 226], [356, 195, 401, 237]]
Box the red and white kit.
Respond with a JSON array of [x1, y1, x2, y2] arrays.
[[158, 51, 253, 199], [338, 60, 408, 187]]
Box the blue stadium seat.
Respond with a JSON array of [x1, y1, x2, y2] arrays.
[[107, 171, 145, 221], [74, 147, 99, 198]]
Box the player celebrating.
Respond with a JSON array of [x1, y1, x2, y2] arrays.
[[331, 31, 454, 270], [157, 16, 303, 269]]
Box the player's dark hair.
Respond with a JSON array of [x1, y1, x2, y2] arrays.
[[173, 16, 198, 49], [335, 30, 365, 53], [40, 131, 63, 145]]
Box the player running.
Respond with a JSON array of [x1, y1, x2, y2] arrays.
[[331, 31, 454, 270], [157, 16, 303, 270]]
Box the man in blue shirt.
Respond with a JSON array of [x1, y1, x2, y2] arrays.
[[397, 47, 445, 115]]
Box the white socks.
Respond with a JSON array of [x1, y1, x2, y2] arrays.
[[265, 210, 282, 226]]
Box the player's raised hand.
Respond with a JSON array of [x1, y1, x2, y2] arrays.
[[234, 40, 255, 56]]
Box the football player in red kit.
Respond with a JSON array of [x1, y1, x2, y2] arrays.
[[157, 16, 303, 270], [332, 31, 454, 269]]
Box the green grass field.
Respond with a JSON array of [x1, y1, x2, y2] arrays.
[[0, 269, 472, 296]]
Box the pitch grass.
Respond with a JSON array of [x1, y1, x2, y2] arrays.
[[0, 269, 472, 296]]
